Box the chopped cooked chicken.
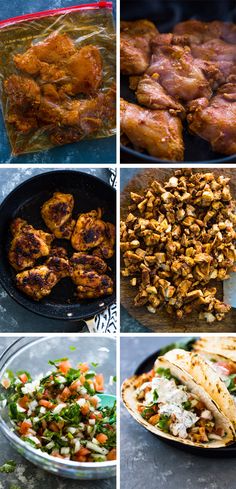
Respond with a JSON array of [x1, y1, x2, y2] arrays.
[[71, 209, 106, 251], [4, 75, 40, 109], [93, 222, 116, 259], [70, 252, 108, 274], [120, 20, 158, 75], [9, 218, 53, 271], [120, 98, 184, 161], [147, 41, 212, 101], [41, 192, 75, 239], [173, 20, 236, 45], [187, 81, 236, 155], [135, 74, 185, 116], [72, 269, 113, 300]]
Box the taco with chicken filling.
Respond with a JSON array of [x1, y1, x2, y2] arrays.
[[122, 355, 235, 448]]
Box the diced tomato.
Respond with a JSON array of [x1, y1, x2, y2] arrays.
[[80, 375, 86, 385], [96, 433, 108, 444], [60, 387, 71, 401], [81, 403, 90, 416], [149, 414, 160, 425], [70, 379, 81, 391], [39, 399, 55, 409], [94, 374, 104, 392], [107, 448, 116, 460], [79, 363, 89, 373], [90, 397, 98, 408], [1, 378, 11, 389], [216, 362, 236, 376], [18, 395, 30, 409], [18, 373, 28, 384], [59, 360, 71, 374], [19, 420, 32, 435], [89, 413, 97, 420], [137, 405, 145, 413], [77, 447, 91, 456]]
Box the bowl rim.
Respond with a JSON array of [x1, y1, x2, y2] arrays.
[[0, 336, 117, 471]]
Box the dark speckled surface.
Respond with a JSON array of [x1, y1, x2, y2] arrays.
[[121, 336, 236, 489], [0, 337, 115, 489], [0, 167, 114, 332], [0, 0, 116, 164]]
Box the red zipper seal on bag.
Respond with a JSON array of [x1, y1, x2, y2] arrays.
[[0, 2, 112, 28]]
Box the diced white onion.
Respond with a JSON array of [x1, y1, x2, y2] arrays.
[[86, 441, 108, 455], [53, 403, 66, 414], [61, 447, 70, 455], [89, 419, 95, 425], [74, 440, 81, 453], [67, 427, 77, 434], [77, 398, 86, 407]]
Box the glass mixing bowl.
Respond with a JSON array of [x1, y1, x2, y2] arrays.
[[0, 336, 116, 480]]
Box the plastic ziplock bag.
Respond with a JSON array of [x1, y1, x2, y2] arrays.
[[0, 2, 116, 155]]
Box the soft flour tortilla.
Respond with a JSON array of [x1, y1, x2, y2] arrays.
[[194, 337, 236, 362], [164, 349, 236, 428], [122, 356, 235, 448]]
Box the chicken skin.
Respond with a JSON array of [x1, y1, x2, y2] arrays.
[[135, 74, 185, 115], [121, 20, 158, 75], [93, 222, 116, 260], [41, 192, 75, 239], [9, 218, 53, 272], [187, 82, 236, 155], [71, 209, 106, 251], [147, 42, 212, 102], [120, 98, 184, 161]]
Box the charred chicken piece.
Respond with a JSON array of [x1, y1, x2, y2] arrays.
[[121, 20, 158, 75], [70, 252, 108, 275], [16, 265, 59, 301], [135, 74, 185, 116], [120, 98, 184, 161], [71, 209, 106, 251], [9, 218, 53, 272], [173, 20, 236, 45], [72, 269, 113, 300], [46, 246, 71, 279], [41, 192, 75, 239], [93, 222, 116, 259], [147, 41, 212, 102], [187, 82, 236, 155]]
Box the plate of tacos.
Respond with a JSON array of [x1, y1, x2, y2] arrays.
[[122, 337, 236, 455]]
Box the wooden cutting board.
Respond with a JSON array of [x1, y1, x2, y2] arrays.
[[120, 168, 236, 333]]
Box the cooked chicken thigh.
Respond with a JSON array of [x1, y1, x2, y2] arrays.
[[120, 98, 184, 161], [41, 192, 75, 239], [121, 20, 158, 75], [72, 269, 113, 300], [93, 222, 116, 260], [9, 218, 53, 272], [71, 209, 106, 251], [70, 252, 108, 275], [187, 81, 236, 155]]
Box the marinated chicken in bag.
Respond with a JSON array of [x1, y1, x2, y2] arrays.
[[0, 2, 116, 155]]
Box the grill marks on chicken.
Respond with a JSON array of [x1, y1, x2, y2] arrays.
[[121, 19, 236, 158], [121, 20, 158, 75], [120, 98, 184, 161], [9, 218, 53, 272], [41, 193, 75, 239], [9, 197, 115, 302]]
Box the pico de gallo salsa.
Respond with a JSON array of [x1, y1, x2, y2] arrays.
[[1, 358, 116, 463]]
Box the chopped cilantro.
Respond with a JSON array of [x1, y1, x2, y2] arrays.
[[182, 400, 191, 410], [0, 460, 16, 473], [153, 389, 159, 403], [91, 362, 99, 368], [69, 346, 76, 351], [157, 415, 170, 433], [156, 367, 172, 380]]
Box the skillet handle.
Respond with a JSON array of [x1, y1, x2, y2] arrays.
[[84, 318, 97, 333]]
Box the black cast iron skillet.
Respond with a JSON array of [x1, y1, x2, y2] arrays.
[[134, 337, 236, 456], [121, 0, 236, 163], [0, 170, 116, 321]]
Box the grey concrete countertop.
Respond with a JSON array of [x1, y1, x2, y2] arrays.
[[120, 168, 152, 333], [0, 167, 114, 332], [121, 336, 236, 489], [0, 337, 115, 489]]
